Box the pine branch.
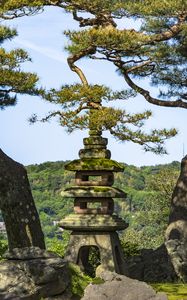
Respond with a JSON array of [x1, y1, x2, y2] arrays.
[[67, 46, 96, 86], [150, 15, 187, 43], [119, 66, 187, 109]]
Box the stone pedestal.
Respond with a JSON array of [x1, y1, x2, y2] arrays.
[[65, 232, 128, 275]]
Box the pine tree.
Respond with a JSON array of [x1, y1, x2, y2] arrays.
[[0, 24, 40, 108], [1, 1, 187, 153]]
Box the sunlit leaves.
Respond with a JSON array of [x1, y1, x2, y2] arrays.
[[0, 26, 17, 43], [0, 25, 41, 108], [0, 48, 31, 69], [65, 26, 150, 55], [120, 0, 187, 17]]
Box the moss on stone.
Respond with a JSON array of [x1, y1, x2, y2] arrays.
[[68, 263, 104, 298], [83, 137, 107, 146], [65, 158, 124, 172], [152, 283, 187, 300], [61, 186, 126, 198]]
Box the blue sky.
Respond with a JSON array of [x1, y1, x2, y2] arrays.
[[1, 7, 187, 166]]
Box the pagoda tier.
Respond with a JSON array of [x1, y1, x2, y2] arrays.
[[59, 214, 128, 231]]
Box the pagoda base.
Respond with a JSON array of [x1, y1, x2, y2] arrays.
[[64, 231, 128, 276]]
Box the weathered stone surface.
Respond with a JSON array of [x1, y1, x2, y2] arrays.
[[0, 149, 45, 250], [61, 186, 126, 198], [59, 214, 128, 231], [65, 232, 128, 276], [79, 148, 111, 159], [168, 155, 187, 223], [74, 198, 114, 215], [126, 245, 177, 283], [81, 270, 168, 300], [4, 246, 57, 260], [0, 247, 70, 300], [45, 289, 72, 300], [83, 137, 108, 146], [165, 155, 187, 281], [64, 158, 124, 172], [165, 239, 187, 281], [75, 171, 114, 187]]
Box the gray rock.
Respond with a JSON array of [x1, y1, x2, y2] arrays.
[[4, 246, 57, 260], [0, 149, 45, 251], [45, 289, 73, 300], [81, 270, 168, 300], [126, 244, 176, 283], [0, 248, 70, 300], [165, 155, 187, 282], [165, 239, 187, 281]]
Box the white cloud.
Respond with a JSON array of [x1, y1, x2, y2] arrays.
[[15, 38, 67, 64]]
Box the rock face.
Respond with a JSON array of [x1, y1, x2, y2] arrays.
[[81, 270, 168, 300], [165, 155, 187, 281], [126, 244, 177, 283], [0, 149, 45, 250], [0, 247, 70, 300]]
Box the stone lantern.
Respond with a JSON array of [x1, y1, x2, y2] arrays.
[[59, 124, 128, 274], [60, 99, 128, 274]]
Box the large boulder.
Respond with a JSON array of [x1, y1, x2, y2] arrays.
[[126, 244, 176, 283], [0, 149, 45, 250], [0, 247, 70, 300], [81, 269, 168, 300], [165, 155, 187, 281], [165, 238, 187, 282]]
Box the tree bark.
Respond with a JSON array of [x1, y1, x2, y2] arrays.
[[0, 149, 45, 250]]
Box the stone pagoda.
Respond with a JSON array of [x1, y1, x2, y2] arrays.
[[59, 109, 128, 275]]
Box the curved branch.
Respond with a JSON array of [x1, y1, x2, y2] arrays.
[[119, 67, 187, 109], [151, 15, 187, 43], [72, 9, 117, 28], [67, 46, 96, 86], [1, 7, 43, 19], [72, 10, 102, 27]]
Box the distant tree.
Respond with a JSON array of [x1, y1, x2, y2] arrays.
[[121, 167, 179, 249], [1, 1, 187, 153], [146, 167, 179, 205]]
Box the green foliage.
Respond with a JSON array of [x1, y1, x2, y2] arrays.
[[68, 263, 104, 298], [46, 230, 70, 257], [120, 0, 187, 17], [0, 24, 41, 108], [120, 165, 179, 249], [87, 247, 100, 277], [0, 237, 8, 259], [152, 283, 187, 300], [65, 27, 150, 55], [120, 239, 140, 258], [26, 161, 74, 239]]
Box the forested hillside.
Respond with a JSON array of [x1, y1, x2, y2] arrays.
[[26, 160, 180, 250]]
